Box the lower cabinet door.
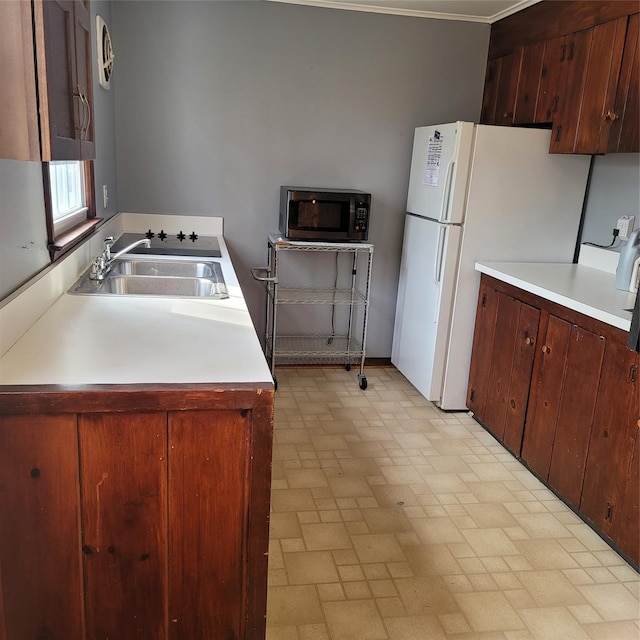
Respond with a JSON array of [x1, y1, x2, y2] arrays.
[[0, 414, 84, 638], [80, 412, 168, 640], [581, 344, 639, 564], [522, 313, 572, 478], [484, 294, 539, 455], [546, 326, 605, 507], [168, 409, 250, 640]]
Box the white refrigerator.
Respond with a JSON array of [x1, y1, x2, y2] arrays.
[[391, 122, 591, 410]]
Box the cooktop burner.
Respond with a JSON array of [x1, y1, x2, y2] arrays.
[[111, 232, 222, 258]]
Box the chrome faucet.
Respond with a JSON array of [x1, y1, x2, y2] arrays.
[[89, 236, 151, 280]]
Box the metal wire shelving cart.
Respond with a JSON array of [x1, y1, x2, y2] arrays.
[[252, 234, 374, 390]]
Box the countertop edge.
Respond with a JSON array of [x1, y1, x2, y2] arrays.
[[475, 261, 633, 332]]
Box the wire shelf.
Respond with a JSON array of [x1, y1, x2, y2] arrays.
[[269, 287, 367, 305]]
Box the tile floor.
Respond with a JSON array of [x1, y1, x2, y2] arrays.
[[265, 367, 640, 640]]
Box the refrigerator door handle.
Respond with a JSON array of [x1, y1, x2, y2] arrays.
[[440, 160, 455, 222], [433, 225, 446, 285]]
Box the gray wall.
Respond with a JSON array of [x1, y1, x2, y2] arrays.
[[92, 1, 120, 220], [0, 0, 119, 300], [0, 160, 49, 299], [581, 154, 640, 251], [111, 0, 490, 356]]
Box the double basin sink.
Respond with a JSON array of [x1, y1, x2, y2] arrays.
[[70, 257, 228, 299]]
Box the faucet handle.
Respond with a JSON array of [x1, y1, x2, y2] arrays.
[[103, 236, 115, 260]]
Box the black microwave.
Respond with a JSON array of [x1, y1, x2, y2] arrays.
[[279, 187, 371, 242]]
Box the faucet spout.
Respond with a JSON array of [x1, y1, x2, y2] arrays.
[[89, 237, 151, 281], [109, 238, 151, 263]]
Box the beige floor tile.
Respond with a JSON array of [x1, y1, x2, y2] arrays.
[[578, 583, 640, 621], [519, 606, 590, 639], [323, 600, 387, 640], [301, 522, 352, 551], [515, 570, 586, 607], [454, 591, 525, 632], [284, 551, 339, 585], [265, 368, 639, 640], [384, 614, 448, 639], [267, 585, 324, 626]]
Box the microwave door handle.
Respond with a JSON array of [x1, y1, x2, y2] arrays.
[[440, 160, 455, 222]]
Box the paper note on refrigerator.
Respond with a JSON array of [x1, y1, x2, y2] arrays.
[[423, 134, 442, 187]]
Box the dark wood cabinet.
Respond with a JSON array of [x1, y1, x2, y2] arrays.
[[468, 274, 639, 567], [533, 36, 566, 124], [34, 0, 95, 160], [467, 282, 539, 455], [607, 12, 640, 153], [0, 414, 84, 639], [513, 41, 545, 124], [0, 386, 274, 639], [550, 17, 628, 154], [80, 412, 168, 639], [581, 343, 639, 561], [481, 1, 639, 154]]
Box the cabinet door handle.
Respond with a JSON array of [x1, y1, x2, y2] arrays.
[[568, 42, 574, 61], [542, 344, 550, 354], [629, 364, 638, 384], [605, 110, 620, 122], [83, 92, 91, 139], [525, 336, 534, 345], [555, 126, 562, 142], [560, 44, 566, 62]]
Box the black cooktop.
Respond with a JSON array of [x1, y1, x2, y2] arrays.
[[111, 232, 222, 258]]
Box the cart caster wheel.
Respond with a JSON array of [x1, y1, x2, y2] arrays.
[[345, 364, 351, 371], [358, 375, 367, 390]]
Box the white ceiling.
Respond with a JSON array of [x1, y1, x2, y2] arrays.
[[266, 0, 542, 23]]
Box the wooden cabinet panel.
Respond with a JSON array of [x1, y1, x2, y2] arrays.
[[467, 281, 499, 420], [513, 41, 545, 124], [608, 12, 639, 153], [521, 314, 571, 478], [480, 58, 501, 124], [547, 327, 605, 507], [502, 303, 540, 455], [169, 410, 250, 639], [79, 412, 167, 639], [467, 285, 539, 455], [581, 345, 639, 564], [614, 417, 639, 565], [0, 1, 40, 161], [0, 414, 84, 639], [534, 36, 566, 123], [494, 50, 523, 125], [550, 17, 627, 154], [480, 50, 524, 125]]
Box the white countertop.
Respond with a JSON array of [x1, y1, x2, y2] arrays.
[[476, 261, 636, 332], [0, 214, 273, 387]]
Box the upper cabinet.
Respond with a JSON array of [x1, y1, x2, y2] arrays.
[[35, 0, 95, 160], [0, 0, 95, 161], [481, 0, 640, 154]]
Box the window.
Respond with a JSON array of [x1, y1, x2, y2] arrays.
[[49, 161, 87, 235], [43, 160, 99, 259]]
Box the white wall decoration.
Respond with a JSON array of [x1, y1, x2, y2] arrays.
[[96, 15, 114, 90]]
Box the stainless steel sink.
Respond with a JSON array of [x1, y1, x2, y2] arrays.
[[69, 258, 228, 299], [101, 275, 227, 297], [110, 258, 222, 279]]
